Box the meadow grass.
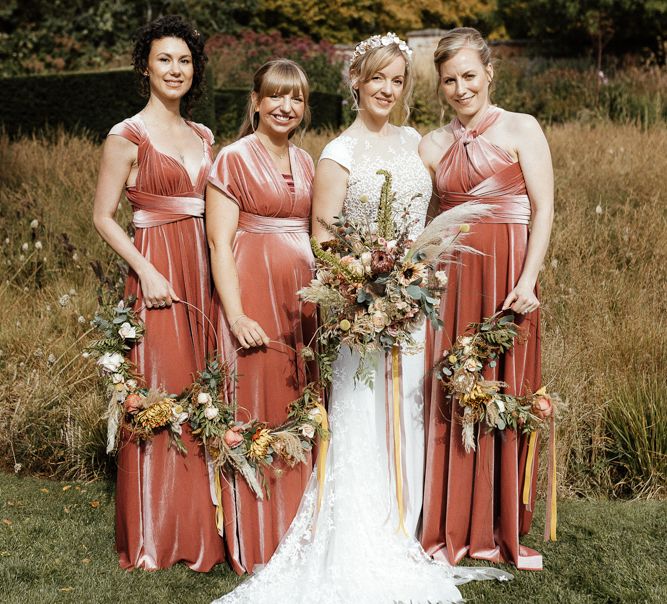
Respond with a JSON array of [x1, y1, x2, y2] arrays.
[[0, 121, 665, 498], [1, 471, 665, 603]]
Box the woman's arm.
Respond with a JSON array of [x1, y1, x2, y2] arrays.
[[206, 184, 269, 349], [92, 135, 179, 308], [502, 115, 554, 315], [311, 159, 349, 243]]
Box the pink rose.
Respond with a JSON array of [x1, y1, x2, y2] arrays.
[[224, 427, 244, 449], [532, 395, 553, 420], [124, 393, 143, 414]]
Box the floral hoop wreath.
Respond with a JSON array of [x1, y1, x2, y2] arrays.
[[88, 298, 329, 529], [351, 32, 413, 62], [434, 311, 560, 541]]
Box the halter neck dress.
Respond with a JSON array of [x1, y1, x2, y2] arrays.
[[109, 115, 225, 571], [421, 106, 543, 571]]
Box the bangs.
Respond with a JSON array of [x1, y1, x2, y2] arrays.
[[258, 62, 310, 102]]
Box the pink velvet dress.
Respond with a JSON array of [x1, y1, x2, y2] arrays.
[[208, 134, 317, 575], [421, 106, 543, 570], [109, 115, 225, 571]]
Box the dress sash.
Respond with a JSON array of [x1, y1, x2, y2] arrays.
[[237, 211, 309, 234], [439, 193, 531, 225], [127, 189, 205, 228]]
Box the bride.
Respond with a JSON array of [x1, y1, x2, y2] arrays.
[[212, 33, 511, 604]]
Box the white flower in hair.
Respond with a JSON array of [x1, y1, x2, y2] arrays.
[[352, 32, 412, 61]]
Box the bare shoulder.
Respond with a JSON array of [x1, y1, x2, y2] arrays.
[[419, 126, 454, 167], [102, 132, 137, 164], [500, 110, 545, 140]]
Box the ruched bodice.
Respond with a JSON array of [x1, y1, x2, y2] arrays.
[[436, 107, 531, 225], [108, 115, 224, 572]]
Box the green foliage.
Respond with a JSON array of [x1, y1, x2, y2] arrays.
[[498, 0, 667, 60], [606, 377, 667, 498], [0, 68, 216, 140], [0, 0, 257, 77]]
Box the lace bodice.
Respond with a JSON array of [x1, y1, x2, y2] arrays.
[[320, 126, 432, 239]]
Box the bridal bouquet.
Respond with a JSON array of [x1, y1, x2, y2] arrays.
[[300, 170, 490, 384], [435, 312, 560, 452]]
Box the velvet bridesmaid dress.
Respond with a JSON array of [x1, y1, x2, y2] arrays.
[[110, 115, 225, 571], [421, 106, 543, 571], [208, 134, 317, 575]]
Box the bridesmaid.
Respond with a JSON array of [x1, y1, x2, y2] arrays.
[[92, 16, 225, 570], [419, 28, 554, 570], [206, 59, 317, 575]]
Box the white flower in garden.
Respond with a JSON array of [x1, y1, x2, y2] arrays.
[[81, 351, 90, 359], [97, 352, 123, 373], [72, 253, 79, 262], [18, 255, 25, 261], [58, 294, 70, 307], [197, 392, 212, 406], [78, 315, 86, 324], [300, 424, 316, 439], [111, 373, 124, 384], [118, 322, 137, 340], [21, 242, 29, 252], [595, 204, 603, 215], [47, 353, 56, 365], [4, 237, 9, 245], [204, 405, 219, 420], [30, 219, 39, 229], [34, 241, 42, 250], [69, 288, 76, 296]]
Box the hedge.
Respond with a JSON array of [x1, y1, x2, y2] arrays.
[[0, 69, 342, 140], [0, 69, 210, 139]]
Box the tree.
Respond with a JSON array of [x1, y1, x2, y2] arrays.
[[498, 0, 667, 63]]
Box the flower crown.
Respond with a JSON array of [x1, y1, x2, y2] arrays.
[[352, 32, 412, 62]]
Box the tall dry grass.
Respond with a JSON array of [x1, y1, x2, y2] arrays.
[[0, 123, 665, 496]]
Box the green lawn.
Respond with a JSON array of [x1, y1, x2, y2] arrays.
[[1, 472, 665, 603]]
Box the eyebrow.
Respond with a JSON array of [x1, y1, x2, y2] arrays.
[[155, 51, 192, 58]]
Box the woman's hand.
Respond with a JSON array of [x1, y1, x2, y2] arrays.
[[502, 281, 539, 315], [229, 315, 270, 349], [138, 265, 180, 308]]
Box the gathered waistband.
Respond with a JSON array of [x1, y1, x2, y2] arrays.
[[440, 193, 531, 225], [237, 212, 310, 234]]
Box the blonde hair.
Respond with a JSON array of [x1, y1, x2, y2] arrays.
[[433, 27, 493, 124], [238, 59, 311, 139], [349, 44, 414, 125]]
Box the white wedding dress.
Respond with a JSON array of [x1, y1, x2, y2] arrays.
[[213, 127, 511, 604]]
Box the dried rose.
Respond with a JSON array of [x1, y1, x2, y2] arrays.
[[118, 322, 137, 340], [197, 392, 212, 406], [300, 424, 316, 439], [204, 405, 219, 420], [532, 394, 553, 420], [124, 393, 143, 413], [224, 427, 244, 448]]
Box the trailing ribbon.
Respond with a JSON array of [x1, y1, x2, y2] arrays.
[[521, 386, 558, 542], [214, 468, 225, 535], [545, 412, 558, 541], [391, 346, 407, 535], [315, 401, 329, 510]]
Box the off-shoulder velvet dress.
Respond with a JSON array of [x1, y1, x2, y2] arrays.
[[421, 106, 543, 570], [208, 134, 317, 575], [109, 115, 225, 571]]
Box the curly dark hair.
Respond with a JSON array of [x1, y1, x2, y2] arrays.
[[132, 15, 207, 117]]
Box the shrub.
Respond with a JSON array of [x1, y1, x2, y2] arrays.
[[0, 69, 216, 140], [206, 30, 344, 95]]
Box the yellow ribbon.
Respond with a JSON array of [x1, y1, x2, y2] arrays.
[[522, 430, 537, 508], [546, 412, 558, 541], [392, 346, 407, 535], [214, 467, 225, 535], [315, 401, 329, 510]]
